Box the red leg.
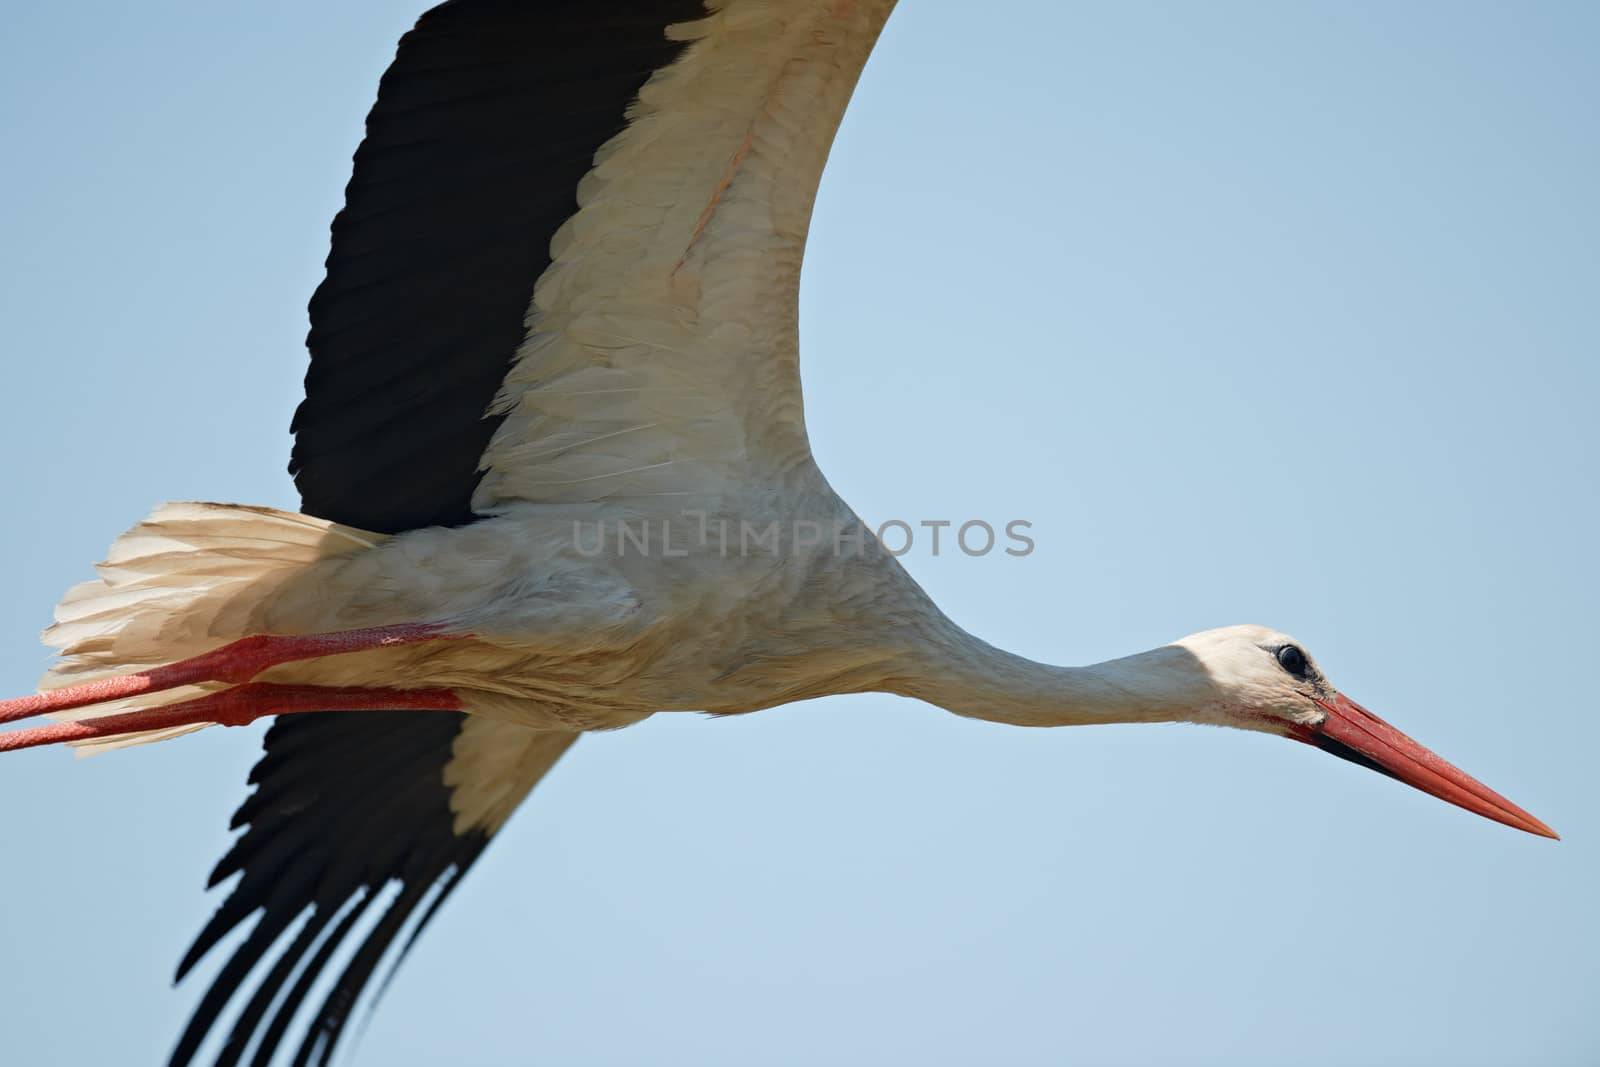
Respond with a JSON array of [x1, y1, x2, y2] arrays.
[[0, 683, 464, 753], [0, 623, 460, 726]]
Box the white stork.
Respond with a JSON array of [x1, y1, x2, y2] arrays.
[[0, 1, 1556, 1064]]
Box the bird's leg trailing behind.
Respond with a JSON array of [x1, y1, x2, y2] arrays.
[[0, 624, 455, 724], [0, 681, 462, 753]]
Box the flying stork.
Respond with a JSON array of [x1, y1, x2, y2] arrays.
[[0, 1, 1556, 1065]]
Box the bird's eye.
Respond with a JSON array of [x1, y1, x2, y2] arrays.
[[1277, 644, 1309, 678]]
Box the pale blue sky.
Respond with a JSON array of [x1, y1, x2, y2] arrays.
[[1, 2, 1596, 1065]]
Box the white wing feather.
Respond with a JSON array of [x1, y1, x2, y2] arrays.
[[474, 0, 897, 507]]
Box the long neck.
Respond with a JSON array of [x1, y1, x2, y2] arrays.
[[889, 615, 1210, 729]]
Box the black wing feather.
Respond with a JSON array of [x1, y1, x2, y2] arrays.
[[291, 0, 705, 535], [171, 1, 702, 1062], [171, 712, 486, 1067]]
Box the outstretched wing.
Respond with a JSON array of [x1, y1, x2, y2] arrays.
[[474, 0, 897, 506], [467, 0, 902, 508], [180, 0, 899, 1063], [289, 0, 711, 533], [290, 0, 898, 518], [174, 717, 575, 1066]]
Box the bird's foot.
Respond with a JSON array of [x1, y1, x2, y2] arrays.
[[0, 682, 463, 752]]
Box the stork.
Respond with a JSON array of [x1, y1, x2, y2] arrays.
[[0, 2, 1556, 1065]]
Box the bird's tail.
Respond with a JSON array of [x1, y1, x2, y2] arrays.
[[30, 502, 386, 752]]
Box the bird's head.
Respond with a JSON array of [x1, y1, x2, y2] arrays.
[[1172, 625, 1557, 839]]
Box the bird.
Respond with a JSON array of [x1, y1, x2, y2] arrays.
[[0, 1, 1558, 1065]]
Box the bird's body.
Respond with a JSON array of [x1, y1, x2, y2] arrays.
[[48, 488, 914, 734], [290, 489, 916, 727], [0, 1, 1557, 1064]]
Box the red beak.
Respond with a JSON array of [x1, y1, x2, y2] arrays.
[[1288, 693, 1558, 839]]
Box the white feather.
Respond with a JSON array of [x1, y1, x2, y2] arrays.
[[40, 502, 384, 752]]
